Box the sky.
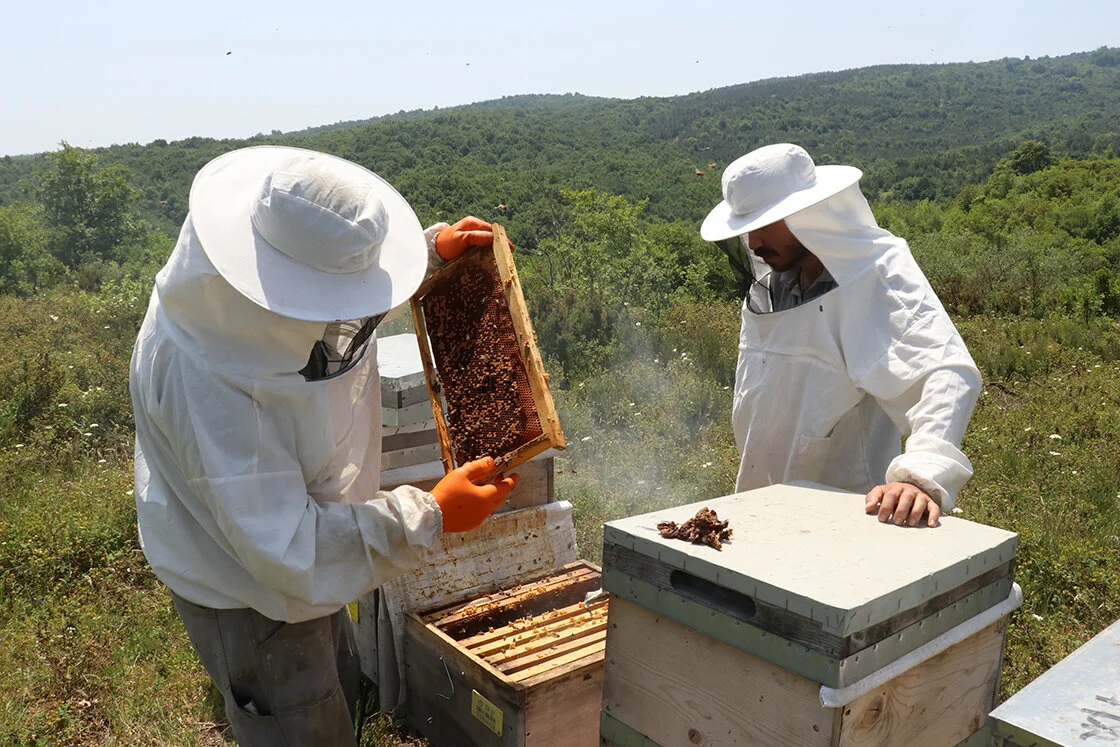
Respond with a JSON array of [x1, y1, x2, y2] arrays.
[[2, 0, 1117, 157]]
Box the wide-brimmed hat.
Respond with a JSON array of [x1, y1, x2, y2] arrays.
[[700, 144, 863, 241], [189, 145, 427, 322]]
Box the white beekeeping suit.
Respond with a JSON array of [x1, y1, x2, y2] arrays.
[[703, 144, 981, 511], [131, 147, 442, 624]]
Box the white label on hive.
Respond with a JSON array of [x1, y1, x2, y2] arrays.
[[471, 689, 503, 736]]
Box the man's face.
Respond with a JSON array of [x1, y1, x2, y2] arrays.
[[744, 220, 808, 273]]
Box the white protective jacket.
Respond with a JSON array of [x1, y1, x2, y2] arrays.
[[732, 185, 981, 509], [131, 218, 443, 623]]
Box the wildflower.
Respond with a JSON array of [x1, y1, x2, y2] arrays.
[[703, 462, 713, 468], [634, 322, 641, 327], [1049, 451, 1061, 456], [1031, 614, 1043, 621], [126, 490, 134, 496], [951, 507, 963, 514], [50, 314, 59, 321], [1048, 434, 1062, 440], [58, 403, 68, 408]]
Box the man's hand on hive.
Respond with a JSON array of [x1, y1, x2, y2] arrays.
[[865, 482, 941, 528]]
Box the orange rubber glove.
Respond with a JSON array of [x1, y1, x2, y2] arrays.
[[430, 457, 520, 533], [435, 216, 494, 261]]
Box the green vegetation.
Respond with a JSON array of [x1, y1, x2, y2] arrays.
[[2, 48, 1119, 744]]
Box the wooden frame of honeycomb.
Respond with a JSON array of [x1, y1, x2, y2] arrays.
[[410, 223, 565, 475]]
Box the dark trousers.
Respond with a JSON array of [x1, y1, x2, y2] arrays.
[[172, 593, 361, 747]]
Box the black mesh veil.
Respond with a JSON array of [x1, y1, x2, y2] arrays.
[[299, 312, 386, 381]]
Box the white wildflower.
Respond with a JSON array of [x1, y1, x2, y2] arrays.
[[1049, 434, 1062, 440], [1031, 614, 1043, 621], [951, 507, 963, 514], [634, 322, 641, 327], [1049, 451, 1062, 456], [58, 403, 68, 408], [126, 490, 134, 496]]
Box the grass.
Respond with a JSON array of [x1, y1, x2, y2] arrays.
[[1, 288, 1118, 744]]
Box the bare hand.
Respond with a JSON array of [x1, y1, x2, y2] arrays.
[[865, 482, 941, 528]]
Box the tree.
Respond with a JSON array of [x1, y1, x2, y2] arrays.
[[1005, 140, 1056, 176], [0, 203, 65, 295], [35, 144, 145, 267]]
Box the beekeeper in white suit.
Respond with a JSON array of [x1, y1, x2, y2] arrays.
[[701, 143, 981, 529], [130, 145, 517, 746]]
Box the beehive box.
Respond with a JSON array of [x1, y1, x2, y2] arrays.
[[410, 223, 564, 475], [378, 333, 441, 472], [599, 482, 1020, 747], [404, 560, 607, 746], [984, 617, 1120, 746]]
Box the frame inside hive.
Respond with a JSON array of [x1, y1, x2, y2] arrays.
[[410, 223, 565, 475], [420, 562, 608, 683]]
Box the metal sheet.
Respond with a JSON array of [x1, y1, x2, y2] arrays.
[[602, 482, 1018, 637], [989, 617, 1120, 747]]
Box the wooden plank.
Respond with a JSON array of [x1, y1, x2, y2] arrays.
[[490, 224, 566, 455], [523, 661, 604, 747], [494, 627, 607, 674], [409, 297, 454, 473], [382, 502, 580, 617], [507, 642, 606, 682], [602, 596, 836, 747], [403, 613, 527, 747], [837, 618, 1007, 746]]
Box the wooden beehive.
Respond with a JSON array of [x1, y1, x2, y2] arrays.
[[410, 223, 564, 475], [599, 482, 1020, 747], [404, 561, 607, 746]]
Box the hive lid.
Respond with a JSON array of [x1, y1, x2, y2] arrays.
[[376, 333, 426, 391], [988, 617, 1120, 747], [602, 482, 1018, 637]]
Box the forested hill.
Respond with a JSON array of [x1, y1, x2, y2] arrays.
[[2, 47, 1119, 245]]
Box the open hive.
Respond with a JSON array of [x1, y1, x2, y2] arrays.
[[410, 223, 564, 474], [425, 563, 608, 682], [404, 561, 607, 746]]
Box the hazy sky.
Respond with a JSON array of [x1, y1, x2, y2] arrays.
[[3, 0, 1117, 157]]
